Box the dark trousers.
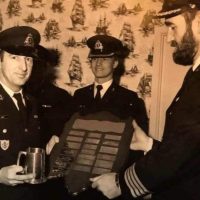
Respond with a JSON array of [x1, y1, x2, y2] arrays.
[[40, 178, 71, 200], [71, 186, 123, 200], [0, 183, 41, 200]]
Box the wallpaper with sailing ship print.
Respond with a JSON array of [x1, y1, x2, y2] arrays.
[[0, 0, 164, 115]]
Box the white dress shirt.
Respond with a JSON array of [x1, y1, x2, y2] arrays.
[[94, 79, 113, 98], [192, 56, 200, 71], [0, 81, 24, 110]]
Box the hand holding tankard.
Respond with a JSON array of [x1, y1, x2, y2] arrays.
[[17, 147, 46, 184]]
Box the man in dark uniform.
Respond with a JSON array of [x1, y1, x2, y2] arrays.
[[72, 35, 149, 200], [91, 1, 200, 200], [0, 26, 48, 200], [25, 48, 74, 200], [73, 34, 148, 133], [26, 48, 73, 145]]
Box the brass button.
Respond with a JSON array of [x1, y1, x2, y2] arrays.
[[2, 129, 7, 134], [175, 97, 180, 102]]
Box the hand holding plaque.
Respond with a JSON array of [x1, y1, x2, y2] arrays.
[[48, 111, 133, 195]]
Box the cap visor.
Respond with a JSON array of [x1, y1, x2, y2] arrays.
[[153, 8, 183, 19], [88, 52, 115, 58], [2, 45, 50, 59], [2, 46, 39, 58]]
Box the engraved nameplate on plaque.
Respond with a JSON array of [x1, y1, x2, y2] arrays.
[[48, 111, 133, 195]]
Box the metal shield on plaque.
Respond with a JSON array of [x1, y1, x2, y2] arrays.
[[48, 111, 133, 195]]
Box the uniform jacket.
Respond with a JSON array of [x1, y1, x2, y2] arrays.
[[120, 67, 200, 200], [73, 81, 149, 200], [73, 81, 148, 133], [37, 83, 73, 145], [0, 84, 42, 200]]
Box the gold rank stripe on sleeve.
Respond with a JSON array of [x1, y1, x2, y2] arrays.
[[124, 163, 150, 198]]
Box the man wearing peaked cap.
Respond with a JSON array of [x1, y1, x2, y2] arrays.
[[0, 26, 48, 200], [155, 0, 200, 18], [0, 26, 48, 58], [72, 34, 149, 200], [87, 34, 129, 58], [91, 1, 200, 200]]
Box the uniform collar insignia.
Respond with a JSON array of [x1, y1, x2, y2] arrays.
[[94, 40, 103, 52], [0, 140, 9, 151], [24, 33, 34, 47]]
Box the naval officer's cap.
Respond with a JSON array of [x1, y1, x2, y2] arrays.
[[155, 0, 200, 19], [0, 26, 48, 58], [87, 34, 129, 58]]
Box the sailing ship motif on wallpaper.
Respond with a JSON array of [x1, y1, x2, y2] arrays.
[[24, 12, 46, 23], [7, 0, 21, 18], [28, 0, 44, 8], [44, 19, 61, 41], [125, 65, 140, 77], [112, 3, 130, 16], [64, 36, 76, 47], [70, 0, 86, 31], [63, 36, 87, 48], [137, 73, 152, 97], [119, 23, 136, 57], [113, 3, 143, 16], [132, 3, 143, 14], [66, 54, 83, 87], [146, 47, 154, 66], [51, 0, 64, 13], [139, 10, 163, 37], [89, 0, 109, 11], [95, 16, 110, 35]]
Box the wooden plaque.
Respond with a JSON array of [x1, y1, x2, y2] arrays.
[[48, 111, 133, 195]]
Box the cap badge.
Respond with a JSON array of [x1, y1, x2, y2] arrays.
[[0, 140, 9, 151], [24, 33, 34, 47], [189, 4, 196, 9], [94, 40, 103, 52]]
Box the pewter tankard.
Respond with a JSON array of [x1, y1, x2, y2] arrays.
[[17, 147, 46, 184]]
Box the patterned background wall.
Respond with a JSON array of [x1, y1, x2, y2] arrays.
[[0, 0, 164, 115]]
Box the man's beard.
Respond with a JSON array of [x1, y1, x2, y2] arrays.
[[172, 30, 197, 66]]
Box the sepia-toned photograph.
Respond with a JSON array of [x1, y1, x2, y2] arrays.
[[0, 0, 199, 199]]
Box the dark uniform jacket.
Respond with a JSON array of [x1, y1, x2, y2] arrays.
[[0, 84, 42, 200], [72, 81, 149, 200], [73, 81, 148, 133], [120, 67, 200, 200], [37, 83, 73, 145], [36, 83, 73, 200]]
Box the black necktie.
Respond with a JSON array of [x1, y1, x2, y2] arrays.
[[13, 93, 27, 126], [94, 85, 103, 102]]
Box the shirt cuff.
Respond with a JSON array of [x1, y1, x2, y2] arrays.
[[144, 137, 153, 154]]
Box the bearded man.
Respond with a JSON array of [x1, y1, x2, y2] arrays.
[[89, 0, 200, 199]]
